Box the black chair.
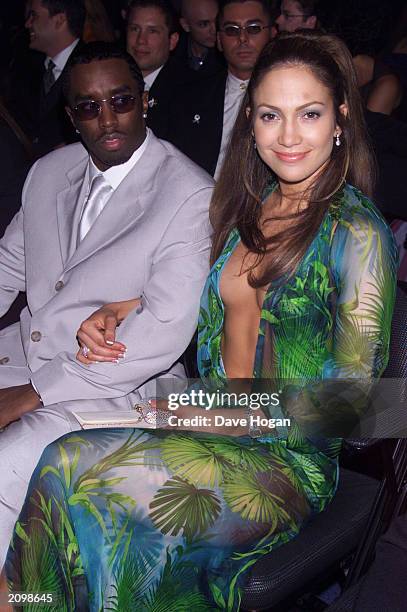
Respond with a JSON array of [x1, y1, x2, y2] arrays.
[[240, 283, 407, 611]]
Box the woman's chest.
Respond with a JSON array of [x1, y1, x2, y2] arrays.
[[219, 242, 267, 313]]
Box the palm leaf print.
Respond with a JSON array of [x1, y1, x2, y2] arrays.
[[149, 476, 221, 541]]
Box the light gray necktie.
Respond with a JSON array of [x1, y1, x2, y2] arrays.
[[78, 174, 113, 242]]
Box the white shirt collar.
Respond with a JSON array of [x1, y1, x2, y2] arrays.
[[226, 70, 249, 92], [143, 65, 164, 91], [88, 128, 151, 190], [45, 38, 79, 74]]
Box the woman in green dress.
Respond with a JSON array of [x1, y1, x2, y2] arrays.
[[5, 31, 398, 611]]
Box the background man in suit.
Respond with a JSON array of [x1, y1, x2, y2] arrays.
[[177, 0, 223, 72], [17, 0, 85, 156], [275, 0, 319, 33], [167, 0, 272, 176], [126, 0, 183, 138], [0, 42, 212, 566]]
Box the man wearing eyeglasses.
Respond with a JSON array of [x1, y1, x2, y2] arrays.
[[275, 0, 318, 33], [166, 0, 273, 177], [0, 42, 212, 565]]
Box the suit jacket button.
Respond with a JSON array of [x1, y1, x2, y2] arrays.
[[55, 280, 64, 291], [31, 331, 42, 342], [0, 357, 9, 365]]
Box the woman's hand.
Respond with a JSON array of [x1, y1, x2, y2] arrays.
[[76, 298, 141, 364]]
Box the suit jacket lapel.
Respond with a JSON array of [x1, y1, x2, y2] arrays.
[[39, 42, 80, 115], [39, 77, 62, 115], [148, 61, 169, 106], [56, 150, 88, 266], [63, 133, 166, 273]]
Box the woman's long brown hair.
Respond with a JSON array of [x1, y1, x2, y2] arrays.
[[210, 31, 376, 286]]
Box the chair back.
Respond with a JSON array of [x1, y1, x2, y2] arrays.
[[383, 282, 407, 378]]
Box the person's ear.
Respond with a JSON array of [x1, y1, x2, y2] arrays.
[[245, 106, 251, 119], [169, 31, 179, 52], [179, 17, 190, 33], [217, 31, 223, 52], [65, 106, 78, 131], [305, 15, 317, 29], [335, 103, 348, 137], [53, 11, 67, 31], [65, 106, 73, 123], [339, 103, 348, 119]]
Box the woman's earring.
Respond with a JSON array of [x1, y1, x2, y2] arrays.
[[75, 128, 80, 135], [143, 111, 148, 119], [335, 132, 341, 146]]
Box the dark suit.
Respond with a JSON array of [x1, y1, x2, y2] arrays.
[[145, 55, 206, 140], [10, 45, 79, 158], [166, 69, 227, 176], [33, 67, 78, 157], [172, 31, 225, 75]]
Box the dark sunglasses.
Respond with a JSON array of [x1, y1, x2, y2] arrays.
[[71, 94, 137, 121], [220, 24, 270, 37]]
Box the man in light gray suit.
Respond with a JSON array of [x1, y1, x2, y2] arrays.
[[0, 42, 213, 565]]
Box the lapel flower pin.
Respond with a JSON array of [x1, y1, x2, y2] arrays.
[[193, 114, 201, 125], [148, 98, 158, 108]]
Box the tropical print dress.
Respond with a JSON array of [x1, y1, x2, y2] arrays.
[[5, 185, 398, 611]]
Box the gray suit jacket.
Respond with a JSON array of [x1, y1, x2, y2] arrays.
[[0, 133, 213, 411]]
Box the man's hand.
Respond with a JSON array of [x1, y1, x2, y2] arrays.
[[0, 384, 41, 429]]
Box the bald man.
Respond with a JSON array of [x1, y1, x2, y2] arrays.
[[176, 0, 224, 72]]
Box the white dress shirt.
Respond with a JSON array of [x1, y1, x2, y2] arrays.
[[44, 38, 80, 82], [143, 66, 164, 91], [214, 72, 249, 179], [82, 128, 151, 213]]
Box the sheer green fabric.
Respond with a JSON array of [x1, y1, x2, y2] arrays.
[[6, 185, 397, 611]]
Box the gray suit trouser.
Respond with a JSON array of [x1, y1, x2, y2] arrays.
[[0, 366, 186, 569], [0, 404, 77, 568]]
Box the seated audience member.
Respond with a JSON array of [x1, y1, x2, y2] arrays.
[[336, 1, 402, 116], [126, 0, 189, 139], [383, 24, 407, 123], [11, 0, 85, 157], [355, 55, 402, 116], [0, 41, 213, 569], [275, 0, 319, 33], [167, 0, 273, 176], [176, 0, 224, 73], [4, 32, 397, 611]]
